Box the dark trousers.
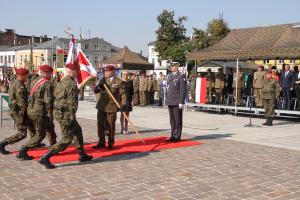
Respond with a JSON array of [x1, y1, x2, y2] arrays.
[[168, 106, 183, 140], [295, 85, 300, 110], [282, 88, 291, 109]]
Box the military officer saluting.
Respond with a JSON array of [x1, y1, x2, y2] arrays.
[[262, 69, 280, 126], [39, 62, 93, 169], [93, 65, 127, 149], [16, 65, 57, 160], [166, 62, 186, 142], [0, 68, 29, 154]]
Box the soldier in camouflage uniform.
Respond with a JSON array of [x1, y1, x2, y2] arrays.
[[16, 65, 57, 160], [132, 73, 139, 106], [205, 68, 215, 103], [253, 65, 265, 107], [0, 68, 29, 154], [233, 66, 244, 106], [262, 69, 280, 126], [189, 75, 196, 103], [39, 63, 93, 169], [214, 68, 225, 104]]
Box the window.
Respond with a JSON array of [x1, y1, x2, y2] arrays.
[[20, 55, 23, 62], [264, 59, 269, 64], [4, 55, 7, 63], [290, 59, 296, 63], [85, 44, 89, 50], [158, 60, 162, 66], [103, 56, 108, 60], [0, 56, 3, 63], [152, 58, 155, 64], [12, 55, 15, 63], [94, 56, 98, 64], [94, 44, 99, 50], [102, 45, 107, 51], [279, 59, 285, 64], [8, 55, 11, 63]]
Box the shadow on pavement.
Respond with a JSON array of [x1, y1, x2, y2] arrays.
[[188, 133, 234, 140]]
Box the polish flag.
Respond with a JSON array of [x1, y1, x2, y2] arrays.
[[195, 78, 206, 104], [56, 46, 67, 54], [62, 35, 97, 88]]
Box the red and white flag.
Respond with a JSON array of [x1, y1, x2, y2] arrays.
[[62, 35, 97, 88], [56, 46, 67, 54]]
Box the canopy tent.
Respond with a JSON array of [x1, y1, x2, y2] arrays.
[[100, 46, 154, 71], [187, 23, 300, 61]]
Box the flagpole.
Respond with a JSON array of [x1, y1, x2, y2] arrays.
[[235, 59, 239, 115]]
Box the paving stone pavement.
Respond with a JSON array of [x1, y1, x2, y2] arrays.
[[0, 105, 300, 200]]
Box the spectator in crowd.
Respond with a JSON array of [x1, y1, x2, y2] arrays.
[[132, 73, 140, 106], [226, 68, 234, 95], [294, 66, 300, 110], [253, 65, 265, 107], [148, 75, 154, 104], [280, 64, 295, 110], [120, 70, 134, 135], [205, 68, 215, 104], [232, 66, 244, 106], [157, 72, 164, 106]]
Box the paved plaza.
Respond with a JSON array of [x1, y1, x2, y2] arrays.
[[0, 101, 300, 200]]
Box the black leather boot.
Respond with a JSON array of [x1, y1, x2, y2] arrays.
[[0, 140, 9, 154], [39, 151, 55, 169], [92, 141, 106, 149], [78, 149, 93, 162], [16, 146, 33, 160], [262, 118, 269, 126]]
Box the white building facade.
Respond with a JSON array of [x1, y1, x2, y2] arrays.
[[148, 41, 168, 75]]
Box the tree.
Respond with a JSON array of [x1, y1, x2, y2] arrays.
[[207, 18, 230, 46], [155, 10, 188, 65], [191, 28, 209, 50]]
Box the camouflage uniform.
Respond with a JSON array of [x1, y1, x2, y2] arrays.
[[262, 77, 280, 125], [7, 80, 28, 144], [205, 72, 215, 103], [139, 77, 147, 106], [189, 78, 196, 103], [233, 71, 244, 106], [253, 71, 265, 107], [25, 76, 57, 148], [50, 76, 86, 153], [214, 72, 225, 104], [132, 77, 139, 106]]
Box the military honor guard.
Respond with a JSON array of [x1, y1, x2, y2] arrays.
[[0, 68, 29, 154], [39, 63, 93, 169], [166, 62, 186, 142], [93, 65, 127, 149], [16, 65, 57, 160], [253, 65, 265, 107]]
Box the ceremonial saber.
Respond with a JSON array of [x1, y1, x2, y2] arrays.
[[102, 83, 145, 143]]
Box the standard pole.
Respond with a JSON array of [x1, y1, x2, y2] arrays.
[[103, 83, 145, 143], [235, 59, 239, 115]]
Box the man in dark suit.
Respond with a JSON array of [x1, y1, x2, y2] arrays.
[[166, 62, 186, 142], [294, 66, 300, 110], [280, 64, 295, 110]]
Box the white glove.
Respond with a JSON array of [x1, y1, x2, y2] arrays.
[[179, 104, 184, 109]]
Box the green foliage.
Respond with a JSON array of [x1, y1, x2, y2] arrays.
[[207, 18, 230, 46], [155, 10, 188, 65]]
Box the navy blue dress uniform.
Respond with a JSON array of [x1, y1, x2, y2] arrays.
[[166, 62, 186, 142]]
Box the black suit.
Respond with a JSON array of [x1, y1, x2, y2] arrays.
[[280, 70, 295, 109], [166, 72, 186, 140], [294, 71, 300, 110]]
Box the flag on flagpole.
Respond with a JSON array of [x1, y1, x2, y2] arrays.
[[56, 46, 67, 54], [62, 34, 97, 88]]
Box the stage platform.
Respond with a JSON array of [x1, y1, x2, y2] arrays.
[[187, 103, 300, 119]]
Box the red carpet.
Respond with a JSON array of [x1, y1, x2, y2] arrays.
[[14, 137, 202, 164]]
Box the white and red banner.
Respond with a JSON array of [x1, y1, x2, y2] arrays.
[[195, 78, 206, 104], [63, 35, 97, 88]]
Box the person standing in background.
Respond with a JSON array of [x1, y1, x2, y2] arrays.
[[280, 64, 295, 110], [253, 65, 265, 107]]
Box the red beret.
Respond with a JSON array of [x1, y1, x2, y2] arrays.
[[15, 68, 29, 75], [65, 62, 80, 70], [39, 65, 53, 73], [104, 65, 115, 71]]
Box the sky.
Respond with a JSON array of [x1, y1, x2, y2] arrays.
[[1, 0, 299, 56]]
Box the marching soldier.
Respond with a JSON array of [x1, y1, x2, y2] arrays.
[[253, 65, 265, 107], [232, 66, 244, 106], [214, 68, 225, 104], [262, 69, 280, 126], [93, 65, 127, 149], [139, 73, 147, 106], [132, 73, 140, 106], [0, 68, 29, 154], [39, 63, 93, 169], [16, 65, 57, 160], [205, 68, 215, 103]]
